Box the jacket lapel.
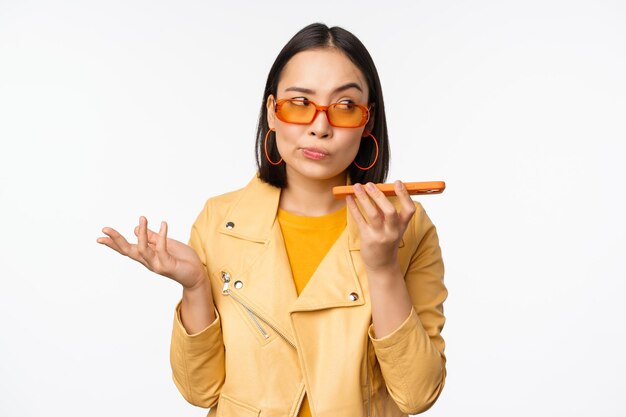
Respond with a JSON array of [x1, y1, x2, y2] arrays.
[[288, 188, 405, 312], [290, 209, 366, 312], [216, 175, 299, 344]]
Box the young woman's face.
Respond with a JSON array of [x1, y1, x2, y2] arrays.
[[267, 48, 373, 185]]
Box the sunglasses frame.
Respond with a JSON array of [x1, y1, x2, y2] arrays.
[[274, 98, 371, 128]]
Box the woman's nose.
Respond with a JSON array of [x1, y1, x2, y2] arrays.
[[308, 109, 332, 138]]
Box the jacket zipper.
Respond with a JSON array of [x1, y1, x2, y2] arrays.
[[221, 271, 296, 349]]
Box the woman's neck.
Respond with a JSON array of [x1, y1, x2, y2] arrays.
[[279, 172, 347, 216]]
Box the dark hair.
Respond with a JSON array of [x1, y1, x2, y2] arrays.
[[255, 23, 389, 188]]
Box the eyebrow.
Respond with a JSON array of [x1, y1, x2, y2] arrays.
[[284, 82, 363, 95]]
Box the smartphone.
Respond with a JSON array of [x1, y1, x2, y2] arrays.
[[332, 181, 446, 198]]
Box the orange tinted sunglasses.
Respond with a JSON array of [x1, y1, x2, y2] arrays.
[[274, 98, 371, 128]]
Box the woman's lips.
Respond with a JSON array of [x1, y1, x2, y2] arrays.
[[302, 147, 328, 160]]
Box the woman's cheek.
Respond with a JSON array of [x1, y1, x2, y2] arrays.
[[275, 129, 299, 157]]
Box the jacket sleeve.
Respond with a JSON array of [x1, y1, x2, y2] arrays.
[[169, 201, 226, 408], [367, 202, 448, 415]]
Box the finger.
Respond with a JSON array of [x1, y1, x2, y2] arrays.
[[96, 235, 125, 254], [346, 195, 368, 228], [363, 182, 400, 223], [353, 183, 383, 226], [137, 216, 155, 262], [134, 224, 159, 245], [394, 180, 417, 224], [101, 229, 145, 267], [98, 227, 150, 267], [155, 221, 169, 263], [100, 227, 133, 255]]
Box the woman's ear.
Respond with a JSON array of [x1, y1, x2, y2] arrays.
[[363, 105, 375, 135], [266, 94, 276, 129]]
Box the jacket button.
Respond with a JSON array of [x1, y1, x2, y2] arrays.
[[234, 280, 244, 289], [348, 292, 359, 301], [225, 221, 235, 229]]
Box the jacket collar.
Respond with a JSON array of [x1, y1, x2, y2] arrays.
[[218, 173, 364, 250]]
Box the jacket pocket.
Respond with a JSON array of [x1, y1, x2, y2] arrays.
[[216, 393, 260, 417]]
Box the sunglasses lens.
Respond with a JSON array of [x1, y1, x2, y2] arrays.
[[328, 103, 367, 128], [277, 100, 316, 123]]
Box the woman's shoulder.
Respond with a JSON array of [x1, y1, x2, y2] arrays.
[[198, 174, 277, 215], [198, 184, 247, 217], [205, 184, 247, 207]]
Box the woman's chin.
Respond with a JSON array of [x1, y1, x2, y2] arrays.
[[285, 163, 348, 183]]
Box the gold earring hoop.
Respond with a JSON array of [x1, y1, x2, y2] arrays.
[[264, 128, 283, 165], [353, 130, 379, 170]]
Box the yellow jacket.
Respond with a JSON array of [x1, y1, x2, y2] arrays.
[[170, 174, 448, 417]]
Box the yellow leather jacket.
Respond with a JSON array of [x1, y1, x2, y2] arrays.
[[170, 174, 448, 417]]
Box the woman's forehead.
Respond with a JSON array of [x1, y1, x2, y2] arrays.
[[278, 49, 368, 98]]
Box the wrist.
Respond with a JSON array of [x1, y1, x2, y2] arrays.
[[184, 272, 211, 293], [182, 275, 216, 325], [365, 262, 403, 284]]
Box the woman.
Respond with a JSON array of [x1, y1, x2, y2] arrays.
[[97, 22, 447, 417]]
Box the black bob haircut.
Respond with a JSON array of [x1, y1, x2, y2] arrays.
[[254, 22, 390, 188]]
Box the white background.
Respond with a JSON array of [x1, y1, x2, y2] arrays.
[[1, 0, 625, 416]]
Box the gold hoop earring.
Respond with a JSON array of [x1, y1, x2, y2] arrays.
[[353, 130, 379, 170], [264, 128, 283, 165]]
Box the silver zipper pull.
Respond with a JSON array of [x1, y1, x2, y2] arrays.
[[221, 271, 231, 295]]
